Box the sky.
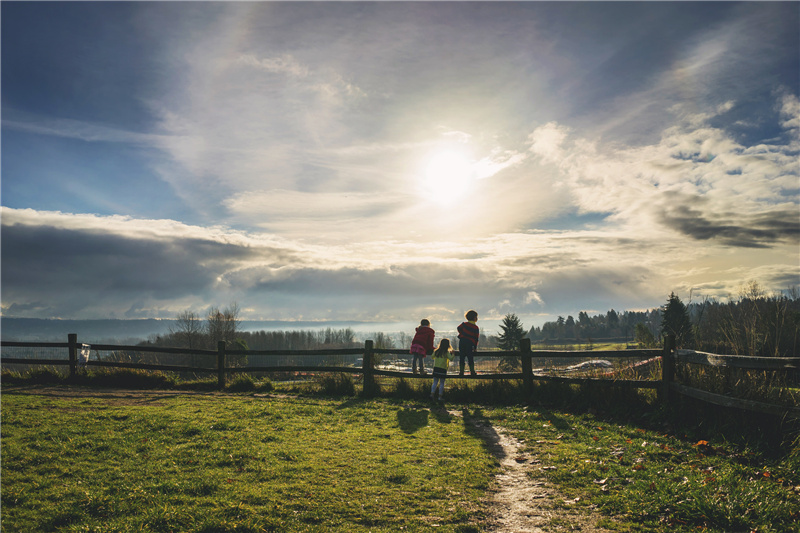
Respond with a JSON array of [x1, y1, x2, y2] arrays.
[[2, 1, 799, 336]]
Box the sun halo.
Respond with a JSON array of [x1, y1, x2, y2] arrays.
[[420, 150, 476, 206]]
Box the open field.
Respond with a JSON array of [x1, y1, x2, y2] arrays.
[[1, 382, 799, 532]]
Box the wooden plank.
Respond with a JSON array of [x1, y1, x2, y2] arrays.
[[1, 358, 70, 366], [533, 375, 660, 389], [86, 361, 215, 373], [675, 350, 800, 370], [372, 369, 523, 379], [88, 344, 217, 355], [1, 341, 70, 348], [228, 348, 364, 357], [230, 366, 363, 374], [671, 383, 800, 418], [531, 349, 662, 359]]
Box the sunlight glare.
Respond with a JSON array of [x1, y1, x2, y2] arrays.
[[422, 150, 476, 205]]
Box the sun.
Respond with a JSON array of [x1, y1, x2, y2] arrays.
[[421, 150, 476, 205]]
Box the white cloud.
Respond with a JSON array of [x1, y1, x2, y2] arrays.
[[779, 91, 800, 132], [236, 53, 311, 78], [523, 98, 799, 249], [527, 122, 570, 163]]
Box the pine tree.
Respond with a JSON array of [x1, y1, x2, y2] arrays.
[[660, 292, 694, 348], [497, 313, 526, 372], [498, 313, 526, 350]]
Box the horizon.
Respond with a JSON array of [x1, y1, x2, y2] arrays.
[[2, 3, 798, 328]]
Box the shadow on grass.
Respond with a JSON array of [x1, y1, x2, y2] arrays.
[[430, 404, 453, 424], [461, 407, 507, 460], [396, 407, 429, 433]]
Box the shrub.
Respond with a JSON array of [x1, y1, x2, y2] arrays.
[[1, 368, 66, 385], [77, 368, 178, 389], [315, 373, 356, 396], [225, 374, 273, 393]]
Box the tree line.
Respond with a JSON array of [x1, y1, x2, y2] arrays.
[[529, 281, 799, 356], [144, 280, 799, 358]]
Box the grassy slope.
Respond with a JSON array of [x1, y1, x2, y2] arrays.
[[478, 405, 800, 532], [1, 392, 493, 533], [2, 384, 799, 533]]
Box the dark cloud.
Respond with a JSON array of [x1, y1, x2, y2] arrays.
[[0, 222, 287, 317], [659, 204, 800, 248]]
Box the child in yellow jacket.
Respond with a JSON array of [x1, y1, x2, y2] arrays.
[[430, 338, 454, 401]]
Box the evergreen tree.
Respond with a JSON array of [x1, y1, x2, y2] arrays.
[[661, 292, 694, 348], [634, 323, 657, 348], [498, 313, 526, 371], [498, 313, 526, 350]]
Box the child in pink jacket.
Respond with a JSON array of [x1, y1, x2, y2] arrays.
[[409, 319, 435, 375]]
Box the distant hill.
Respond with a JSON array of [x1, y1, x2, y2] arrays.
[[0, 318, 172, 343], [0, 317, 386, 343]]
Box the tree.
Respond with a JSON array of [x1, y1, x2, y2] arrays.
[[498, 313, 526, 350], [661, 293, 694, 348], [169, 310, 204, 350], [634, 323, 657, 348], [206, 302, 241, 347], [498, 313, 526, 371], [565, 315, 576, 339]]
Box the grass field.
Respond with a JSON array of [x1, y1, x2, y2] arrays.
[[2, 376, 799, 532], [1, 390, 497, 532]]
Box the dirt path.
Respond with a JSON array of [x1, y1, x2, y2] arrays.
[[451, 409, 613, 532]]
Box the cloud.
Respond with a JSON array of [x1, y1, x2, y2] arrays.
[[523, 95, 799, 249], [2, 112, 170, 146], [236, 53, 311, 78], [779, 91, 800, 132], [527, 122, 570, 163], [656, 196, 800, 248], [3, 205, 797, 327]]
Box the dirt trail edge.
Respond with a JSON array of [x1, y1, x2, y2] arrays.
[[449, 409, 614, 533]]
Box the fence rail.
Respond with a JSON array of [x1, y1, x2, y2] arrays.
[[2, 334, 797, 419]]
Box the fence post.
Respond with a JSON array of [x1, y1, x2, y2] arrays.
[[217, 341, 226, 390], [362, 340, 375, 396], [68, 333, 78, 379], [660, 334, 675, 406], [520, 338, 533, 395]]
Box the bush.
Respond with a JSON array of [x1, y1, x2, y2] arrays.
[[392, 377, 423, 400], [315, 373, 356, 396], [1, 368, 66, 385], [76, 368, 178, 389], [225, 374, 273, 393]]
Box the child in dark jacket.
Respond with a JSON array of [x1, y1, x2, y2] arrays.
[[409, 319, 435, 374], [457, 310, 479, 376]]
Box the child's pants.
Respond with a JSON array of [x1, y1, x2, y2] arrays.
[[431, 368, 447, 398], [412, 354, 425, 373], [459, 339, 476, 376]]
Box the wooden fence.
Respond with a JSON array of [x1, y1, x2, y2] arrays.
[[2, 334, 798, 419]]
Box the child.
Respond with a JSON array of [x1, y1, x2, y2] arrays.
[[409, 318, 435, 375], [430, 338, 454, 401], [457, 310, 479, 376]]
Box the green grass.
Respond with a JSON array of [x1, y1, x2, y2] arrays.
[[3, 371, 798, 533], [475, 405, 800, 532], [1, 391, 493, 532]]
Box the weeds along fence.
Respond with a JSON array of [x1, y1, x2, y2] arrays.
[[2, 334, 798, 418]]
